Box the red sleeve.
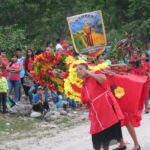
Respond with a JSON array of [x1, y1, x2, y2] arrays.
[[94, 70, 104, 75], [129, 58, 135, 61], [3, 58, 8, 64]]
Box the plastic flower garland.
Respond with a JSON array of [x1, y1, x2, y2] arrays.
[[114, 86, 125, 99], [32, 51, 108, 100], [32, 51, 75, 93], [64, 61, 108, 101]]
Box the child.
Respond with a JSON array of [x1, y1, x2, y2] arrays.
[[0, 68, 8, 113], [32, 86, 49, 114], [56, 94, 69, 111]]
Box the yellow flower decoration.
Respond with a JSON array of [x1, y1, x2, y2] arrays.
[[64, 60, 108, 101], [114, 86, 125, 99], [65, 56, 76, 65]]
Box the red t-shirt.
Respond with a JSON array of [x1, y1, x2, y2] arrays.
[[129, 62, 150, 75], [81, 71, 124, 134], [65, 50, 74, 56], [143, 62, 150, 72], [8, 62, 21, 80], [60, 41, 69, 50], [23, 58, 34, 72], [0, 57, 8, 77], [129, 57, 141, 61]]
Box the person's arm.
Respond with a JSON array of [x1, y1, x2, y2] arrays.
[[41, 94, 45, 102], [0, 57, 8, 67], [109, 64, 127, 68], [86, 70, 106, 84], [7, 64, 22, 73], [32, 96, 42, 105], [11, 64, 22, 73], [6, 65, 13, 72]]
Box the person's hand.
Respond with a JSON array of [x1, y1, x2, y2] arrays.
[[42, 94, 45, 100], [82, 68, 90, 76], [37, 100, 42, 104]]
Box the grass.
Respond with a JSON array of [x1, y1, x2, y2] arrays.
[[0, 115, 42, 134], [58, 117, 71, 124]]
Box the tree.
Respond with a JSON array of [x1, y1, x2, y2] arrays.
[[0, 25, 26, 57]]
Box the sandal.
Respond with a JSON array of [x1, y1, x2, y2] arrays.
[[132, 146, 141, 150]]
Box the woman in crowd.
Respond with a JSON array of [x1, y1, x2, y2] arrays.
[[7, 55, 22, 104], [129, 51, 141, 62], [77, 63, 125, 150], [23, 49, 35, 103]]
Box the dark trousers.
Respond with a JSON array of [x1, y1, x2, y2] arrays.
[[32, 101, 49, 113], [19, 77, 24, 101], [0, 93, 7, 112], [28, 83, 40, 103]]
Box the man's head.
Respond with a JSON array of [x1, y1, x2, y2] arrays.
[[127, 61, 136, 70], [77, 63, 89, 79], [0, 50, 6, 57], [141, 52, 148, 61], [132, 51, 138, 59], [96, 55, 104, 64], [37, 86, 44, 96], [56, 48, 63, 53], [46, 41, 53, 48], [15, 48, 22, 58]]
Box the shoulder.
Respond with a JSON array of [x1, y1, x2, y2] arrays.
[[94, 71, 105, 76], [3, 57, 8, 62], [16, 62, 22, 66], [33, 93, 38, 98]]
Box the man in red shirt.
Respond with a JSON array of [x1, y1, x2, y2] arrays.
[[129, 51, 141, 62], [0, 50, 8, 77]]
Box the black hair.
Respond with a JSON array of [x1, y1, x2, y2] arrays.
[[9, 54, 17, 67], [56, 39, 61, 43], [25, 49, 34, 71], [35, 49, 44, 55], [96, 54, 103, 60], [128, 61, 136, 66], [16, 48, 22, 52], [78, 63, 88, 69], [46, 41, 52, 47]]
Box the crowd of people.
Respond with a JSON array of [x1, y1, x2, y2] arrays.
[[0, 38, 150, 150], [0, 39, 76, 114]]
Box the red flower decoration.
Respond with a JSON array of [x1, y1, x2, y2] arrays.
[[46, 68, 53, 77]]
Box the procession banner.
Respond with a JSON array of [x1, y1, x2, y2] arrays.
[[67, 10, 107, 58]]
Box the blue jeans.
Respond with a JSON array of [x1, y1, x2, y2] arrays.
[[67, 98, 76, 109], [51, 91, 58, 104], [8, 80, 21, 104], [28, 83, 39, 104]]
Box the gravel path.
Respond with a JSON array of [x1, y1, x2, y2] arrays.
[[1, 113, 150, 150]]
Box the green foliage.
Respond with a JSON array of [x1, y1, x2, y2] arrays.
[[0, 0, 149, 55], [0, 25, 26, 57]]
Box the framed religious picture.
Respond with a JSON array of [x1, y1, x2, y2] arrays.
[[67, 10, 107, 58]]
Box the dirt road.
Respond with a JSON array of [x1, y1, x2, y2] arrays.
[[1, 113, 150, 150]]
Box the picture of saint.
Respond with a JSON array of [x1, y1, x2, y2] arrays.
[[67, 11, 106, 58]]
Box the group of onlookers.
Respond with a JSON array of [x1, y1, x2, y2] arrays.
[[0, 40, 150, 114], [0, 39, 76, 114]]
